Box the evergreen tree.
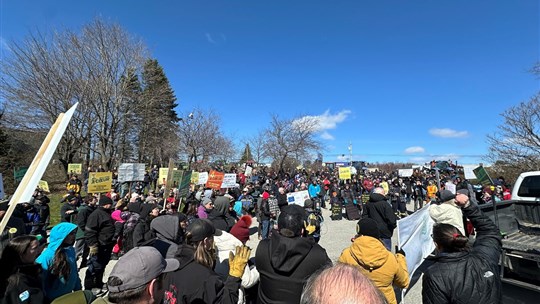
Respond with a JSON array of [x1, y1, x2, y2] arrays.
[[240, 144, 253, 164]]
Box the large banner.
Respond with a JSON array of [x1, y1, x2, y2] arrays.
[[286, 190, 310, 207], [339, 167, 351, 180], [0, 174, 4, 200], [88, 172, 113, 193], [118, 163, 146, 182], [197, 172, 209, 185], [206, 170, 225, 190], [397, 204, 435, 281], [221, 173, 237, 188], [68, 163, 82, 175]]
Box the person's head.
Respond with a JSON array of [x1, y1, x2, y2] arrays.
[[278, 187, 285, 194], [2, 235, 41, 265], [372, 187, 385, 195], [201, 198, 214, 210], [67, 195, 78, 205], [278, 205, 306, 238], [98, 195, 114, 210], [301, 263, 386, 304], [432, 223, 469, 253], [355, 218, 380, 239], [183, 219, 221, 268], [107, 247, 179, 304]]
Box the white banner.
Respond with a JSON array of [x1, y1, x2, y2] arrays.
[[118, 163, 146, 182], [464, 166, 477, 180], [286, 190, 310, 207], [0, 173, 5, 200], [221, 173, 237, 188], [397, 204, 435, 280], [197, 172, 209, 185], [445, 182, 456, 194], [398, 169, 413, 177]]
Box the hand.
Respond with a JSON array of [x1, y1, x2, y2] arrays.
[[395, 245, 406, 257], [89, 245, 99, 257], [229, 246, 251, 278]]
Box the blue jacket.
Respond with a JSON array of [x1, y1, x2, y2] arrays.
[[36, 222, 81, 301], [308, 184, 321, 198]]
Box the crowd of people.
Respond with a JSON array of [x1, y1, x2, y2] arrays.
[[0, 163, 504, 303]]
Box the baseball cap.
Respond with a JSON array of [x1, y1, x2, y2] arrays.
[[187, 219, 222, 242], [107, 247, 179, 293]]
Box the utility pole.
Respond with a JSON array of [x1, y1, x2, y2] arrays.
[[348, 142, 353, 167]]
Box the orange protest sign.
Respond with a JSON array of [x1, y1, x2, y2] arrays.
[[206, 170, 225, 190]]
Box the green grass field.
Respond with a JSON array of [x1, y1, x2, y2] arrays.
[[47, 191, 87, 226]]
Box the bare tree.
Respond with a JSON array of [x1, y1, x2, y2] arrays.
[[248, 131, 268, 164], [263, 114, 322, 173]]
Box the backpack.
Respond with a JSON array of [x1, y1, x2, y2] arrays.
[[121, 212, 140, 253]]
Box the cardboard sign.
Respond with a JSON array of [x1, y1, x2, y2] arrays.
[[244, 166, 253, 177], [463, 166, 477, 180], [159, 167, 178, 186], [67, 163, 82, 174], [206, 170, 225, 190], [339, 167, 351, 180], [171, 170, 184, 188], [0, 174, 4, 200], [286, 190, 310, 207], [14, 167, 28, 183], [445, 182, 456, 194], [179, 171, 192, 198], [221, 173, 237, 188], [118, 163, 146, 182], [473, 166, 493, 186], [88, 172, 112, 193], [191, 171, 199, 184], [38, 180, 50, 193], [198, 172, 209, 185], [398, 169, 413, 177]]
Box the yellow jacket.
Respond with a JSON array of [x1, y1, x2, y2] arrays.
[[338, 236, 409, 304], [427, 185, 438, 199]]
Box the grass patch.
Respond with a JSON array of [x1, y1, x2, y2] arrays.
[[47, 191, 87, 226]]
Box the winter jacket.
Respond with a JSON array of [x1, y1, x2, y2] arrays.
[[151, 215, 182, 259], [255, 233, 331, 304], [133, 204, 157, 247], [307, 184, 321, 198], [1, 264, 45, 304], [208, 197, 236, 232], [258, 199, 271, 221], [422, 203, 502, 304], [75, 204, 95, 240], [85, 207, 115, 247], [163, 245, 241, 304], [36, 222, 81, 301], [230, 215, 252, 244], [362, 193, 397, 239], [276, 193, 288, 211], [197, 205, 209, 219], [339, 236, 409, 304], [60, 203, 78, 223]]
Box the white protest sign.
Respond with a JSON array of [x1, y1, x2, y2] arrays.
[[0, 173, 4, 200], [197, 172, 209, 185], [245, 166, 253, 177], [445, 182, 456, 194], [464, 166, 477, 180], [397, 204, 435, 283], [221, 173, 237, 188], [118, 163, 146, 182], [286, 190, 310, 207], [398, 169, 413, 177]]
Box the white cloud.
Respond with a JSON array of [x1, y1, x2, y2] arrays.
[[205, 33, 217, 44], [404, 146, 425, 154], [0, 37, 10, 52], [429, 128, 469, 138], [320, 131, 334, 140], [293, 109, 351, 141]]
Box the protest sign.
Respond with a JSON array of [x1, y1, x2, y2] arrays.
[[245, 166, 253, 177], [38, 180, 50, 193], [464, 166, 477, 180], [88, 172, 113, 193], [0, 174, 4, 200], [172, 170, 184, 187], [118, 163, 146, 182], [398, 169, 413, 177], [445, 182, 456, 194], [339, 167, 351, 180], [286, 190, 310, 207], [159, 167, 178, 186], [198, 172, 209, 185], [14, 167, 28, 183], [221, 173, 237, 188], [473, 166, 493, 186], [178, 171, 192, 198], [67, 163, 82, 174], [206, 170, 225, 189], [191, 171, 199, 184], [397, 204, 435, 282]]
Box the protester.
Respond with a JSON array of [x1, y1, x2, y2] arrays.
[[163, 219, 251, 304], [60, 195, 79, 223], [93, 247, 179, 304], [258, 191, 272, 239], [362, 187, 397, 250], [429, 189, 465, 235], [75, 195, 97, 268], [36, 222, 81, 302], [0, 235, 44, 303], [150, 214, 187, 259], [84, 196, 115, 293], [256, 204, 331, 304], [300, 263, 386, 304], [133, 203, 159, 247], [197, 197, 213, 219], [339, 218, 409, 304], [423, 192, 503, 304], [208, 195, 236, 232], [230, 215, 252, 244]]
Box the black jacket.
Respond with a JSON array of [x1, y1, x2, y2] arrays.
[[208, 196, 236, 232], [256, 233, 331, 304], [75, 204, 95, 240], [163, 245, 241, 304], [277, 193, 288, 210], [85, 207, 115, 247], [60, 203, 78, 223], [0, 264, 45, 304], [422, 203, 502, 304], [362, 193, 396, 239]]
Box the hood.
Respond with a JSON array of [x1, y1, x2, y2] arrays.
[[151, 215, 179, 242], [214, 196, 230, 215], [214, 231, 242, 252], [269, 233, 315, 273], [128, 201, 142, 214], [140, 203, 157, 220], [47, 222, 77, 252], [369, 193, 387, 202], [236, 215, 252, 229], [349, 236, 389, 271], [111, 210, 124, 223], [175, 244, 196, 270]]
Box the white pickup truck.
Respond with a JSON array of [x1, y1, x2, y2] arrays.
[[479, 171, 540, 291]]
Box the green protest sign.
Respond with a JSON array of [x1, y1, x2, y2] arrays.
[[14, 167, 28, 183], [473, 166, 493, 186]]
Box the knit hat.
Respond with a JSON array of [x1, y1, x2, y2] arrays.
[[437, 190, 455, 203], [356, 218, 380, 239], [262, 191, 270, 200], [98, 196, 113, 206], [230, 215, 252, 244]]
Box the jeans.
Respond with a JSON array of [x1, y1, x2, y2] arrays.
[[261, 220, 270, 240], [381, 238, 392, 251]]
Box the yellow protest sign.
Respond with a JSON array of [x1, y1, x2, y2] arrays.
[[339, 167, 351, 180], [38, 180, 50, 193], [88, 172, 112, 193], [191, 171, 199, 184], [159, 167, 177, 186], [172, 170, 183, 187], [68, 163, 82, 174]]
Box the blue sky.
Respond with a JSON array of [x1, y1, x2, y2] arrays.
[[1, 0, 539, 165]]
